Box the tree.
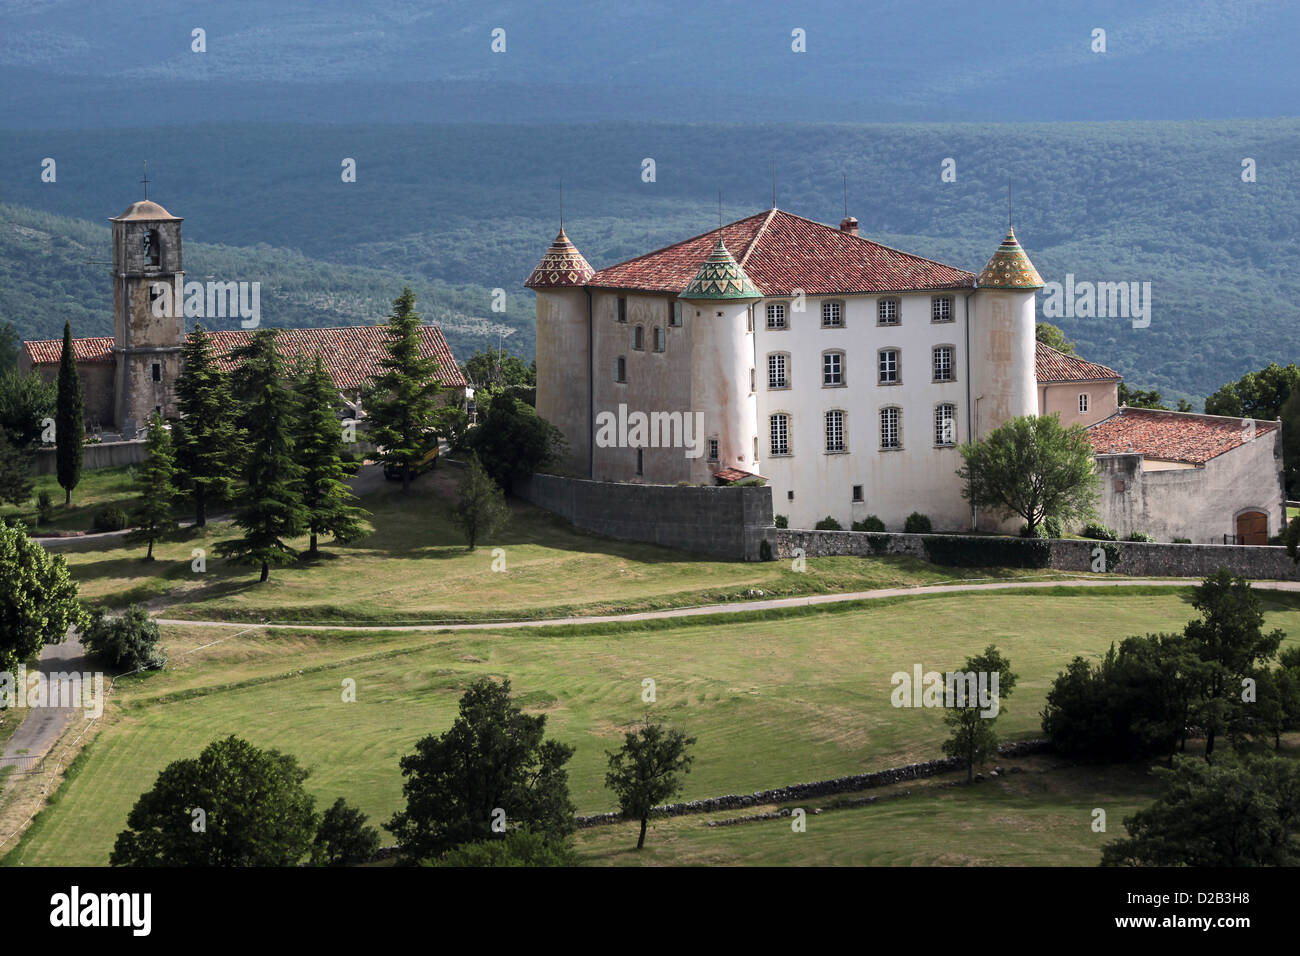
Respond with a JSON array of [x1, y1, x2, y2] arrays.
[[604, 718, 697, 850], [110, 735, 319, 866], [173, 324, 241, 527], [1101, 753, 1300, 867], [1118, 383, 1168, 410], [386, 678, 575, 862], [54, 321, 83, 505], [0, 370, 55, 450], [216, 331, 307, 583], [1182, 569, 1284, 759], [292, 355, 368, 555], [0, 522, 85, 674], [312, 797, 380, 866], [1204, 361, 1300, 420], [0, 320, 18, 371], [365, 288, 444, 494], [0, 432, 32, 507], [942, 645, 1017, 782], [125, 413, 177, 560], [1035, 322, 1076, 355], [461, 395, 566, 494], [463, 350, 536, 389], [1286, 514, 1300, 565], [1282, 387, 1300, 497], [431, 827, 577, 867], [81, 605, 163, 671], [450, 453, 509, 550], [957, 413, 1099, 535]]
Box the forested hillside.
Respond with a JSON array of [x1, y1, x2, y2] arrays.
[[3, 119, 1299, 405]]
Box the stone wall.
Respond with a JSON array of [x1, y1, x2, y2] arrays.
[[32, 439, 147, 476], [516, 472, 776, 561], [776, 528, 1300, 580]]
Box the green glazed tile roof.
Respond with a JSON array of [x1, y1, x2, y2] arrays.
[[680, 238, 761, 299], [977, 228, 1043, 289]]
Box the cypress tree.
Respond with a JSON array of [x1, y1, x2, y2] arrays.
[[55, 321, 83, 505], [365, 287, 443, 494], [126, 412, 178, 560], [174, 323, 241, 527], [216, 331, 307, 583], [293, 354, 368, 555]]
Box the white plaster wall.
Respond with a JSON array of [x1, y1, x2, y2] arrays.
[[534, 286, 590, 474]]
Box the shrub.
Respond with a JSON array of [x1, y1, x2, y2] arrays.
[[773, 514, 789, 529], [758, 539, 773, 561], [92, 506, 128, 533], [1043, 515, 1063, 538], [82, 605, 163, 671], [852, 515, 886, 532], [903, 512, 932, 534], [868, 534, 892, 555], [1172, 537, 1192, 544], [813, 516, 842, 531], [1081, 522, 1117, 541], [924, 536, 1052, 569], [1126, 531, 1156, 542], [734, 477, 766, 487], [430, 828, 578, 868], [1019, 523, 1047, 538], [36, 490, 54, 525]]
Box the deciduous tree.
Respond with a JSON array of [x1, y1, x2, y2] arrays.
[[450, 452, 508, 550], [0, 522, 85, 673], [604, 718, 697, 850], [942, 645, 1017, 782]]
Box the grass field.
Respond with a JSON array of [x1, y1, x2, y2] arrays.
[[0, 466, 152, 534], [6, 587, 1300, 867], [48, 465, 1078, 623]]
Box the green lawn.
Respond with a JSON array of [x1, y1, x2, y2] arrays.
[[1, 466, 149, 534], [7, 587, 1300, 867], [51, 466, 1078, 623]]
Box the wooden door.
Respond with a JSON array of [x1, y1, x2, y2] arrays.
[[1236, 511, 1267, 545]]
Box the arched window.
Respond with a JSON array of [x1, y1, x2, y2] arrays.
[[880, 406, 902, 449], [935, 403, 956, 446], [143, 229, 161, 267], [825, 409, 846, 452], [633, 325, 644, 350], [770, 413, 791, 456]]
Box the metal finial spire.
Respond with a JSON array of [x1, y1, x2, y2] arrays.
[[771, 159, 776, 209], [843, 173, 848, 219], [559, 178, 563, 231], [140, 161, 151, 200], [1008, 177, 1012, 230], [718, 189, 722, 232]]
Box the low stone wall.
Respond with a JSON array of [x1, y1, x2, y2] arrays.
[[776, 528, 1300, 581], [516, 473, 775, 561], [31, 439, 147, 476]]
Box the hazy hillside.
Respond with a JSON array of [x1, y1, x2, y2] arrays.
[[3, 119, 1299, 404]]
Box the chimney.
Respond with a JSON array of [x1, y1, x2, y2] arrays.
[[839, 216, 859, 237]]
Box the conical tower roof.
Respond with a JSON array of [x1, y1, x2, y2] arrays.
[[680, 238, 761, 299], [525, 228, 595, 289], [978, 228, 1043, 289]]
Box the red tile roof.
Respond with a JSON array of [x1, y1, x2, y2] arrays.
[[22, 336, 116, 365], [1035, 341, 1121, 384], [586, 209, 976, 296], [1087, 407, 1277, 465], [23, 325, 467, 391], [714, 467, 767, 484]]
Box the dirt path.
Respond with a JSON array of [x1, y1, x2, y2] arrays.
[[153, 577, 1300, 633]]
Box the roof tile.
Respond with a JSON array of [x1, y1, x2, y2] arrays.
[[1087, 407, 1276, 464]]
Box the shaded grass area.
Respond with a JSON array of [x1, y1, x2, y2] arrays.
[[6, 589, 1300, 867], [1, 465, 151, 534]]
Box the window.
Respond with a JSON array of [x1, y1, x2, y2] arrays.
[[821, 301, 844, 328], [615, 356, 627, 383], [151, 362, 162, 382], [671, 300, 682, 327], [787, 489, 794, 501], [823, 351, 844, 386], [746, 306, 754, 332], [931, 295, 954, 323], [654, 327, 665, 352], [143, 229, 161, 267], [768, 353, 789, 389], [932, 346, 954, 382], [825, 410, 846, 452], [708, 438, 719, 462], [633, 325, 644, 350], [750, 368, 756, 392], [766, 303, 787, 329], [877, 298, 900, 326], [878, 349, 899, 384], [935, 403, 956, 446], [636, 449, 644, 476], [770, 413, 790, 456], [1078, 393, 1089, 413], [852, 485, 864, 503], [880, 407, 901, 449], [617, 297, 627, 323]]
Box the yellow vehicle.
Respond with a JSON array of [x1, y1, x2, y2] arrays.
[[383, 441, 439, 481]]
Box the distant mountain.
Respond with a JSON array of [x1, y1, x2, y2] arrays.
[[1, 0, 1298, 126]]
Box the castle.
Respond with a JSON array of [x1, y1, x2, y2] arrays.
[[526, 208, 1285, 542]]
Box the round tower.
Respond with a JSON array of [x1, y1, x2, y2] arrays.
[[680, 237, 761, 483], [526, 228, 595, 475], [971, 227, 1042, 441]]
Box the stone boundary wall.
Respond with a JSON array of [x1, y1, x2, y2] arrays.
[[32, 439, 147, 476], [776, 529, 1300, 581], [516, 473, 775, 561], [575, 739, 1050, 828]]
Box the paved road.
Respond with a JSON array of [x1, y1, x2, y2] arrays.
[[0, 630, 93, 783], [155, 577, 1300, 633]]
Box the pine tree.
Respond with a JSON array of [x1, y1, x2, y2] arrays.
[[293, 354, 368, 556], [216, 331, 307, 583], [365, 287, 443, 494], [55, 321, 83, 505], [126, 412, 178, 560], [174, 324, 241, 527]]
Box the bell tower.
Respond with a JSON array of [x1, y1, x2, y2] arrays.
[[109, 196, 185, 434]]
